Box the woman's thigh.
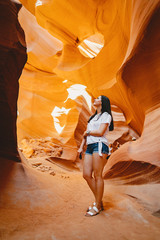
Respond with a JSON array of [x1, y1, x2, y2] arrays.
[[83, 154, 93, 177], [92, 153, 108, 176]]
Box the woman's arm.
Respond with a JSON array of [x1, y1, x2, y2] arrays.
[[83, 123, 109, 137]]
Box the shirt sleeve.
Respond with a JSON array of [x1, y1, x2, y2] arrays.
[[100, 112, 111, 125]]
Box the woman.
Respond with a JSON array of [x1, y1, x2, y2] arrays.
[[78, 95, 114, 217]]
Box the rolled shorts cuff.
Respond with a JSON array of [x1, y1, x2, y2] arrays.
[[85, 142, 109, 156]]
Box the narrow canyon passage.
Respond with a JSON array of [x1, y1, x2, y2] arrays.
[[0, 1, 160, 239]]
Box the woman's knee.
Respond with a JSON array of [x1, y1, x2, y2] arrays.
[[83, 173, 92, 181], [94, 172, 102, 181]]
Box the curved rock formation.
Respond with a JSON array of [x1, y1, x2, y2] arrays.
[[103, 3, 160, 184], [0, 1, 160, 239], [17, 0, 160, 181]]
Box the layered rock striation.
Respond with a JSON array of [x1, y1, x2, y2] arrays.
[[17, 0, 160, 185], [0, 0, 160, 213], [0, 1, 160, 239]]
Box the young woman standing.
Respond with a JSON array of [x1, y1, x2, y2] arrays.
[[78, 95, 114, 217]]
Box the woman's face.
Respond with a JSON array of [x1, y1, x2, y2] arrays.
[[93, 96, 102, 107]]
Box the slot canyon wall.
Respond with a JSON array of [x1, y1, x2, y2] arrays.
[[17, 0, 160, 183], [0, 0, 27, 162], [0, 0, 160, 239]]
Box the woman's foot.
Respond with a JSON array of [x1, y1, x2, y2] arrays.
[[86, 202, 96, 212], [87, 201, 104, 212], [85, 205, 102, 217]]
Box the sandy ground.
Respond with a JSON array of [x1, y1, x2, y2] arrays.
[[0, 156, 160, 240]]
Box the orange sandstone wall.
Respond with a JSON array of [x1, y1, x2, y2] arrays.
[[103, 5, 160, 183], [17, 0, 160, 182]]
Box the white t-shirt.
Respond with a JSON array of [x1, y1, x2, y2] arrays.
[[86, 112, 111, 146]]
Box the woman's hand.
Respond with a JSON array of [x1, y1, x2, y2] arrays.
[[78, 147, 83, 154], [78, 147, 83, 159], [78, 135, 86, 159]]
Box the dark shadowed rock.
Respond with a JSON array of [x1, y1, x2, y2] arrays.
[[0, 0, 27, 162]]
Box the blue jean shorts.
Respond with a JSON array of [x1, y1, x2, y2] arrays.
[[85, 142, 109, 155]]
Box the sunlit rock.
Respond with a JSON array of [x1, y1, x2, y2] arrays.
[[0, 1, 160, 238], [17, 0, 160, 181]]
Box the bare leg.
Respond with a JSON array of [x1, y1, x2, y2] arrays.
[[83, 154, 96, 197], [93, 153, 107, 209]]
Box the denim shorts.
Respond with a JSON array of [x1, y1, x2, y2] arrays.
[[85, 142, 109, 155]]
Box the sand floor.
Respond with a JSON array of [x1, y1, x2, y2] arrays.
[[0, 157, 160, 240]]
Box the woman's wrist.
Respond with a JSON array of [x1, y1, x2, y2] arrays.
[[87, 130, 91, 136]]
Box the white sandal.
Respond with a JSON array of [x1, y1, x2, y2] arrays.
[[87, 202, 96, 212], [85, 206, 101, 217], [87, 201, 104, 212]]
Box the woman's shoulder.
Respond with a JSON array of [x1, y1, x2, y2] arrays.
[[101, 112, 111, 117], [100, 112, 111, 123]]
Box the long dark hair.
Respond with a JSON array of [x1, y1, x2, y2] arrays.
[[88, 95, 114, 131]]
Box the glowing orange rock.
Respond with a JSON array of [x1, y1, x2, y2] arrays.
[[0, 2, 160, 239], [17, 0, 160, 180]]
